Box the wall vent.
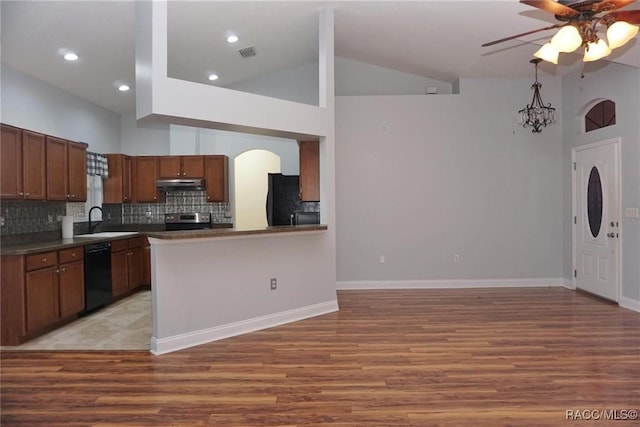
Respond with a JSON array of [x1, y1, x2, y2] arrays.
[[237, 46, 256, 58]]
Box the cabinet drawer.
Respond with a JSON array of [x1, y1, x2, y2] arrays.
[[58, 246, 83, 264], [25, 252, 57, 271], [128, 237, 145, 249], [111, 239, 128, 253]]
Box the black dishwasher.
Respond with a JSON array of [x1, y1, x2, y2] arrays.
[[83, 242, 112, 314]]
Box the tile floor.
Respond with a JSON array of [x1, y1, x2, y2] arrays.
[[1, 291, 151, 351]]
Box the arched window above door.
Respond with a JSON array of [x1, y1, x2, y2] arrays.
[[585, 100, 616, 132]]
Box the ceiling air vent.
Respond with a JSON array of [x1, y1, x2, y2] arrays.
[[237, 46, 256, 58]]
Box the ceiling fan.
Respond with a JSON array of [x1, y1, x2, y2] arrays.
[[482, 0, 640, 63]]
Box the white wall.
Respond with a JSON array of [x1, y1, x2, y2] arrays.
[[335, 77, 564, 285], [229, 62, 319, 106], [335, 56, 453, 96], [1, 65, 120, 153], [120, 112, 170, 155], [562, 62, 640, 305]]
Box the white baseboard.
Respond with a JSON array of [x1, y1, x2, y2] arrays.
[[619, 296, 640, 313], [563, 278, 576, 290], [151, 300, 339, 355], [337, 278, 567, 290]]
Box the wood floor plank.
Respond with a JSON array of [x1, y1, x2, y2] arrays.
[[2, 287, 639, 426]]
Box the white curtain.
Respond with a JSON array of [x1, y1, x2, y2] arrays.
[[84, 175, 103, 220]]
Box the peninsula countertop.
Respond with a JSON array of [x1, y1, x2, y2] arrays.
[[1, 225, 327, 255], [144, 224, 328, 240]]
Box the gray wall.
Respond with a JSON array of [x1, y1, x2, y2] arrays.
[[335, 77, 564, 283], [561, 62, 640, 302], [1, 65, 121, 153]]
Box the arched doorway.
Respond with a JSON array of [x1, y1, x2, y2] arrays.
[[234, 149, 281, 229]]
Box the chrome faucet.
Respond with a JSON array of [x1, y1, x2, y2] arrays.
[[87, 206, 103, 234]]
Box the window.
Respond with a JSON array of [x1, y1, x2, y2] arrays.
[[585, 100, 616, 132]]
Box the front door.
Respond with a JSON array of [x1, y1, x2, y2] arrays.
[[574, 139, 620, 301]]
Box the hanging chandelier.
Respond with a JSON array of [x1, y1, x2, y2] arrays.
[[518, 58, 556, 133]]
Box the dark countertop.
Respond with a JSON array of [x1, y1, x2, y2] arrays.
[[0, 224, 324, 254], [144, 224, 328, 240]]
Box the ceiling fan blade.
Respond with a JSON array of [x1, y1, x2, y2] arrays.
[[520, 0, 579, 18], [593, 0, 637, 13], [602, 9, 640, 24], [481, 24, 563, 47]]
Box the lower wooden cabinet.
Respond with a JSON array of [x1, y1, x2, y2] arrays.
[[111, 237, 145, 298], [1, 246, 85, 345]]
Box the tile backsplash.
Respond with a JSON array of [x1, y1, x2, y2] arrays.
[[122, 191, 231, 224], [1, 190, 231, 241]]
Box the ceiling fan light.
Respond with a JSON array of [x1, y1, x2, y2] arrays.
[[551, 25, 582, 53], [607, 21, 639, 49], [534, 43, 559, 64], [583, 39, 612, 62]]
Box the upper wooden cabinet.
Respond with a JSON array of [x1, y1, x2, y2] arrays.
[[298, 140, 320, 202], [103, 154, 132, 203], [46, 136, 87, 202], [1, 125, 46, 200], [158, 155, 204, 179], [204, 155, 228, 202], [132, 156, 159, 203]]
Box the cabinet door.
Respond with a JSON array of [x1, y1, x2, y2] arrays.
[[133, 157, 159, 202], [181, 156, 205, 178], [111, 250, 129, 297], [46, 136, 69, 201], [298, 141, 320, 202], [104, 154, 132, 203], [204, 156, 228, 202], [128, 247, 143, 290], [25, 268, 59, 333], [0, 125, 22, 199], [67, 142, 87, 201], [58, 261, 84, 317], [158, 156, 181, 178], [22, 131, 46, 200]]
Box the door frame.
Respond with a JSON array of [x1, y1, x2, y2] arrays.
[[571, 137, 622, 300]]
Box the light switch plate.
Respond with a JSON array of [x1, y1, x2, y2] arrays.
[[624, 208, 639, 218]]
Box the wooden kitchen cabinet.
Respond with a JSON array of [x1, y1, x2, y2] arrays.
[[159, 155, 205, 179], [111, 237, 145, 298], [133, 156, 160, 203], [46, 136, 87, 201], [103, 154, 132, 203], [1, 246, 86, 341], [298, 140, 320, 202], [142, 238, 151, 286], [0, 125, 46, 200], [57, 247, 85, 318], [204, 155, 229, 202]]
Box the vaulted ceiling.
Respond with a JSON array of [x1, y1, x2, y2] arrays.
[[2, 1, 638, 115]]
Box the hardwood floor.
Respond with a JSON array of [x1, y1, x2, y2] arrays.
[[2, 287, 639, 426]]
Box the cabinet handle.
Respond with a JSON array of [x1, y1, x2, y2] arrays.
[[24, 192, 30, 196], [18, 192, 24, 196], [71, 253, 77, 257], [56, 269, 60, 274], [42, 258, 47, 263], [60, 267, 66, 273], [176, 173, 180, 176]]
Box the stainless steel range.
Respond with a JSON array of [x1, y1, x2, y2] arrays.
[[164, 213, 213, 231]]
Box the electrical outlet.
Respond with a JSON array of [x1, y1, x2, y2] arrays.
[[47, 214, 53, 224], [454, 254, 461, 263], [145, 211, 152, 219], [270, 278, 277, 290], [379, 255, 385, 264], [0, 216, 5, 227]]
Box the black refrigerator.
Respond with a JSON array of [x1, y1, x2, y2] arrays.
[[267, 173, 319, 226]]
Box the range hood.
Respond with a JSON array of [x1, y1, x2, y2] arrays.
[[156, 178, 206, 191]]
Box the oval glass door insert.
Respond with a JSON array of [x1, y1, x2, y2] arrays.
[[587, 166, 603, 238]]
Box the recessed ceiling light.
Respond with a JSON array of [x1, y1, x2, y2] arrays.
[[118, 84, 130, 92], [63, 52, 78, 61], [226, 34, 239, 43], [208, 73, 219, 81]]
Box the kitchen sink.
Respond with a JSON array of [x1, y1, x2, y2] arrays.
[[76, 231, 139, 238]]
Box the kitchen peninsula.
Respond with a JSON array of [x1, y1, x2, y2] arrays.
[[147, 223, 336, 355]]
